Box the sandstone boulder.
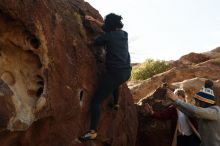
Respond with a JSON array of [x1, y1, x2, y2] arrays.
[[0, 1, 137, 146]]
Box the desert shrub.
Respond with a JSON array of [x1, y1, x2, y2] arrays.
[[130, 59, 170, 80]]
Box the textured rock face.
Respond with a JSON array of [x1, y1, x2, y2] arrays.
[[0, 18, 44, 130], [171, 52, 210, 68], [0, 1, 137, 146]]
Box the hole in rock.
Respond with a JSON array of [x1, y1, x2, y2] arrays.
[[30, 36, 40, 49], [79, 90, 84, 101], [36, 87, 43, 97]]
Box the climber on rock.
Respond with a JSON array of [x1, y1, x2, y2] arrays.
[[78, 13, 131, 142]]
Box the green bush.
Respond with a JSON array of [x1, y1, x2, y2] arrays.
[[130, 59, 170, 80]]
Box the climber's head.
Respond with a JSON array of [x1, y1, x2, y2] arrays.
[[102, 13, 123, 32]]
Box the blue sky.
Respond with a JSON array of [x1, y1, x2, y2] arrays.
[[85, 0, 220, 63]]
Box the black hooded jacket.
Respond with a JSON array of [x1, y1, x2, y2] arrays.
[[94, 30, 131, 70]]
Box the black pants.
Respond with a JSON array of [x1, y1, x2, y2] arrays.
[[177, 133, 201, 146], [90, 69, 131, 130]]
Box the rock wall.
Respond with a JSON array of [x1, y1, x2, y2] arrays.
[[0, 0, 137, 146]]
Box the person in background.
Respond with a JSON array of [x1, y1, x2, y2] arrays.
[[78, 13, 131, 142], [167, 79, 220, 146], [145, 88, 201, 146]]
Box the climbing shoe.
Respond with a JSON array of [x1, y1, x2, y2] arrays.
[[78, 130, 97, 142]]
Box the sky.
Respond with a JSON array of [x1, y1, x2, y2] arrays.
[[85, 0, 220, 63]]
